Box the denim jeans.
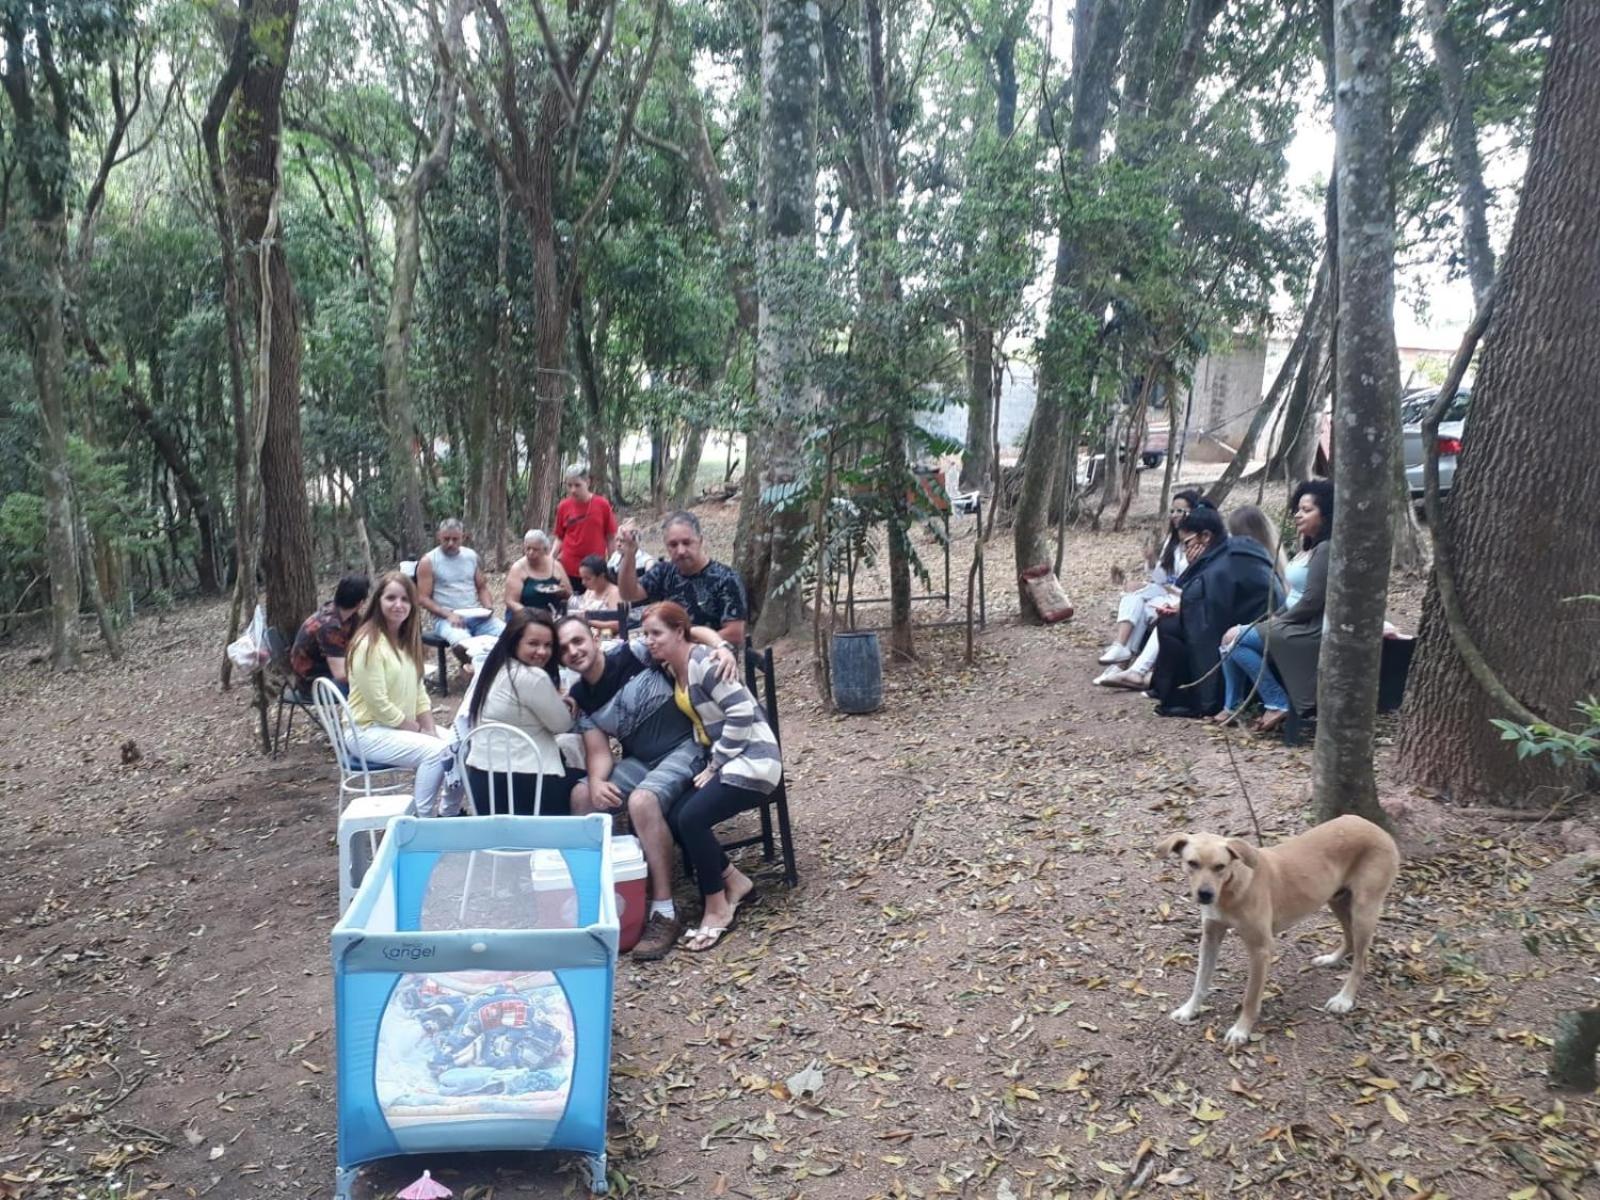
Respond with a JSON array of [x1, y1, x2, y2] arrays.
[[433, 614, 505, 645], [1222, 625, 1290, 712]]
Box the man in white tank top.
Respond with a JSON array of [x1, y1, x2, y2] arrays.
[[416, 518, 505, 649]]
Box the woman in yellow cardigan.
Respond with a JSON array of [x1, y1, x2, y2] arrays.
[[346, 571, 454, 816]]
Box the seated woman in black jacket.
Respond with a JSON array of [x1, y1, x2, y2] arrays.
[[1151, 507, 1283, 717]]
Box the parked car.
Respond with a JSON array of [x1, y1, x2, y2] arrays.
[[1401, 386, 1470, 496], [1313, 387, 1470, 497]]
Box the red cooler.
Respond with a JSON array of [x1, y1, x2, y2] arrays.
[[612, 835, 647, 953], [531, 837, 648, 952]]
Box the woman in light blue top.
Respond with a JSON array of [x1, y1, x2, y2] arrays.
[[1217, 484, 1333, 728]]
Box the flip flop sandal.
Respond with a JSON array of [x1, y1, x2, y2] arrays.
[[682, 924, 734, 952]]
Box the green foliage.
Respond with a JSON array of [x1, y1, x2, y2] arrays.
[[1490, 701, 1600, 777]]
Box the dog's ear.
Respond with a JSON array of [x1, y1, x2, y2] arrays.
[[1157, 833, 1189, 858], [1225, 838, 1260, 867]]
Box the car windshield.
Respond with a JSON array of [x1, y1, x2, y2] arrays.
[[1401, 388, 1470, 426]]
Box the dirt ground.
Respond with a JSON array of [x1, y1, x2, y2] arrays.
[[1, 481, 1596, 1200]]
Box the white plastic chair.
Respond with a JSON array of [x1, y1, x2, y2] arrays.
[[312, 678, 413, 912], [454, 721, 549, 923]]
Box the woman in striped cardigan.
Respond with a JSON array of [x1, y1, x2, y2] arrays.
[[641, 601, 782, 951]]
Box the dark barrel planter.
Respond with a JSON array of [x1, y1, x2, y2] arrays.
[[830, 631, 884, 714]]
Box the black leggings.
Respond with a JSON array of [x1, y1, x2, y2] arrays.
[[465, 767, 575, 816], [667, 777, 768, 897]]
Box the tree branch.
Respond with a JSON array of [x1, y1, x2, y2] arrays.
[[525, 0, 580, 110], [1419, 287, 1557, 730], [566, 0, 666, 265]]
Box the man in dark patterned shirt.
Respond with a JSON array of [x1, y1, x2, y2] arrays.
[[289, 573, 370, 694], [617, 511, 747, 645]]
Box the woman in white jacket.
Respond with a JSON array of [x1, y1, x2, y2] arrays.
[[461, 609, 575, 815]]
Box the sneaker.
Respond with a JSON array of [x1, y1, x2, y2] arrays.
[[1097, 643, 1133, 665], [632, 911, 682, 961]]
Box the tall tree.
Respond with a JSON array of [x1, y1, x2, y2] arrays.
[[0, 0, 120, 667], [293, 0, 461, 557], [1422, 0, 1494, 309], [229, 0, 317, 636], [749, 0, 820, 645], [441, 0, 664, 532], [1397, 0, 1600, 802], [1011, 0, 1130, 611], [1313, 0, 1400, 824]]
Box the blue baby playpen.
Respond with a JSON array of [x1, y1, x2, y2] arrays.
[[332, 814, 618, 1197]]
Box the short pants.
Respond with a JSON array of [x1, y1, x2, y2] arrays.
[[609, 739, 707, 816]]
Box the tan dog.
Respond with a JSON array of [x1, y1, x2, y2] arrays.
[[1158, 815, 1400, 1047]]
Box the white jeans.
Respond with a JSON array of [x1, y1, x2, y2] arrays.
[[1116, 583, 1168, 647], [355, 723, 454, 816], [433, 614, 504, 646], [1131, 628, 1160, 674]]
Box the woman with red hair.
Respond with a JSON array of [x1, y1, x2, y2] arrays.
[[639, 602, 782, 952]]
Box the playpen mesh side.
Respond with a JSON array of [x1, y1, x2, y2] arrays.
[[335, 836, 614, 1169]]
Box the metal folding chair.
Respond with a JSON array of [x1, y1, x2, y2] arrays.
[[312, 678, 413, 911]]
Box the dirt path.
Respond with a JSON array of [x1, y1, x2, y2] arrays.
[[1, 504, 1595, 1200]]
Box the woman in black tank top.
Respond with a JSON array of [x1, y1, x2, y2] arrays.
[[503, 530, 572, 618]]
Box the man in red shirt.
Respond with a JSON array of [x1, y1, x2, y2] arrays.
[[552, 464, 618, 579]]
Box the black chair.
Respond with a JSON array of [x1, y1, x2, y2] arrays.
[[1283, 635, 1415, 747], [262, 626, 316, 756], [570, 602, 631, 634], [273, 680, 317, 756], [710, 645, 799, 887]]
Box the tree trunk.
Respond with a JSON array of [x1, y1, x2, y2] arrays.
[[1397, 1, 1600, 803], [1012, 0, 1129, 615], [1314, 0, 1400, 826], [751, 0, 822, 646], [75, 508, 121, 659], [380, 194, 437, 556], [1209, 259, 1326, 507], [520, 85, 569, 535], [129, 356, 222, 596], [2, 8, 83, 669], [1423, 0, 1495, 309], [671, 423, 708, 507], [960, 319, 995, 491], [201, 0, 258, 686], [33, 242, 82, 670], [1551, 1010, 1600, 1091], [230, 0, 316, 640]]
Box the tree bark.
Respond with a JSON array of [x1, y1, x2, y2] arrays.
[[671, 424, 708, 507], [1397, 0, 1600, 803], [960, 318, 995, 491], [1551, 1010, 1600, 1091], [378, 78, 457, 558], [1012, 0, 1129, 613], [1423, 0, 1495, 310], [32, 242, 81, 669], [2, 12, 82, 669], [1209, 259, 1326, 508], [750, 0, 822, 646], [230, 0, 316, 640], [201, 0, 257, 685], [1314, 0, 1401, 826]]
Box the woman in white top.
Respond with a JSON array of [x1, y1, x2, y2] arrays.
[[460, 608, 575, 815], [1095, 490, 1212, 685], [565, 554, 625, 635]]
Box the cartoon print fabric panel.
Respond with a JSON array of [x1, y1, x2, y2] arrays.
[[377, 970, 574, 1128]]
